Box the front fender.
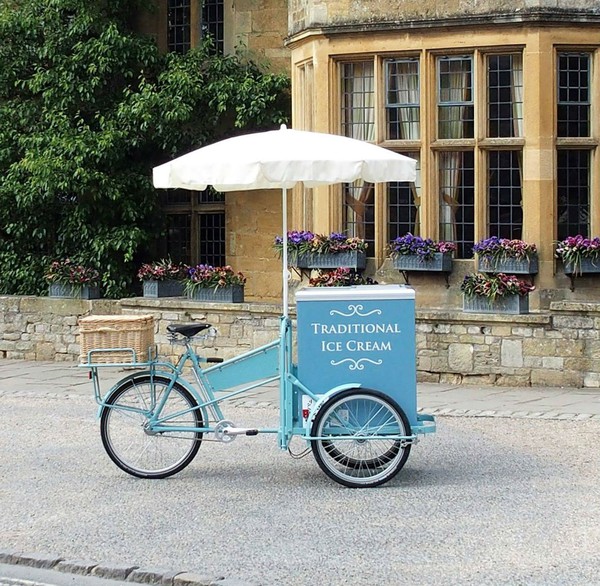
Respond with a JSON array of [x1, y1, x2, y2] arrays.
[[306, 383, 362, 428]]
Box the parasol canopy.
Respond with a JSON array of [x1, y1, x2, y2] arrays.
[[153, 125, 417, 316]]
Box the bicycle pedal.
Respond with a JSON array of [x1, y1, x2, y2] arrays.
[[222, 427, 259, 436]]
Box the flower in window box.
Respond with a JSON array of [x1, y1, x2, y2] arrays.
[[274, 231, 367, 269], [137, 258, 189, 282], [308, 268, 377, 287], [45, 259, 101, 299], [273, 231, 368, 256], [184, 264, 245, 293], [184, 265, 246, 303], [45, 258, 100, 287], [389, 233, 456, 261], [461, 272, 535, 314], [137, 258, 189, 297], [473, 237, 537, 261], [555, 235, 600, 275], [460, 272, 535, 300], [388, 233, 456, 272], [473, 237, 538, 275]]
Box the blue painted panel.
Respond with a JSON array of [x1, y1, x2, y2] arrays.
[[204, 342, 279, 391], [296, 285, 417, 426]]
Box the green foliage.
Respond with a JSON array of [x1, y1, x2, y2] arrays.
[[0, 0, 290, 297]]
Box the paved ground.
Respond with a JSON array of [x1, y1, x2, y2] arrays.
[[1, 359, 599, 420], [1, 359, 599, 585]]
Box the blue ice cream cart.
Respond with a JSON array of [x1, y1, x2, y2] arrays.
[[84, 283, 436, 488], [295, 285, 419, 427], [84, 126, 436, 488]]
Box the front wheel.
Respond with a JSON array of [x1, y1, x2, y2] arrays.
[[310, 389, 412, 488], [100, 375, 203, 479]]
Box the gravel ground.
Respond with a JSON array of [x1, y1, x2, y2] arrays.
[[1, 393, 599, 586]]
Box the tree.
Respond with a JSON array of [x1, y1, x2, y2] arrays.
[[0, 0, 290, 297]]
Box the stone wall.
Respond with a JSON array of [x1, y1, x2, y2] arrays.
[[1, 295, 599, 388], [417, 303, 600, 388]]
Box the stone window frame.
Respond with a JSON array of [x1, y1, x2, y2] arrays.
[[162, 0, 225, 55], [160, 190, 226, 266], [555, 49, 599, 241]]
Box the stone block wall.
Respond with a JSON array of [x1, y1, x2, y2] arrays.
[[119, 297, 285, 362], [1, 295, 600, 388], [0, 296, 118, 361], [416, 306, 599, 388]]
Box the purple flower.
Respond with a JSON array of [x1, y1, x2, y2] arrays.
[[473, 237, 537, 260], [390, 233, 456, 261]]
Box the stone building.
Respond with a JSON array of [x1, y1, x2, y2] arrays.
[[136, 0, 290, 301], [4, 1, 600, 387], [141, 1, 600, 309]]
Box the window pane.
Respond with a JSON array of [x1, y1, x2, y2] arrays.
[[202, 0, 224, 54], [438, 57, 474, 139], [488, 54, 523, 138], [388, 153, 421, 239], [385, 59, 420, 140], [199, 213, 226, 266], [167, 0, 191, 54], [557, 53, 590, 137], [341, 62, 375, 141], [161, 189, 191, 206], [166, 214, 191, 264], [557, 150, 590, 240], [488, 151, 523, 239], [198, 188, 225, 204], [439, 151, 475, 258], [344, 181, 375, 256]]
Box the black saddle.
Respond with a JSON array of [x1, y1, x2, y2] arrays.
[[167, 323, 212, 338]]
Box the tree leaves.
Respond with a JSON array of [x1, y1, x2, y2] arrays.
[[0, 0, 290, 297]]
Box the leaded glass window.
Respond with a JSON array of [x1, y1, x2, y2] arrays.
[[438, 56, 474, 139], [558, 53, 590, 138]]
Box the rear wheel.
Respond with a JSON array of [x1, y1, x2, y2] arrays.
[[311, 389, 411, 488], [100, 375, 203, 478]]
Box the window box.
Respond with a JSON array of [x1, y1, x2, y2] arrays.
[[393, 252, 453, 272], [142, 279, 184, 298], [478, 255, 539, 275], [49, 283, 100, 300], [562, 257, 600, 276], [292, 251, 367, 270], [188, 285, 244, 303], [463, 294, 529, 315]]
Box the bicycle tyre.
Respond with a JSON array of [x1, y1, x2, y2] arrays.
[[100, 375, 203, 479], [310, 389, 411, 488]]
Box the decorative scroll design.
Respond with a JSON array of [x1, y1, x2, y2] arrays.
[[330, 358, 383, 370], [329, 304, 382, 318]]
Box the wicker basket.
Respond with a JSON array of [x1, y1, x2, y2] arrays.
[[79, 314, 155, 364]]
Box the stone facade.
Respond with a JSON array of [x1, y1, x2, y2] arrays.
[[284, 6, 600, 312], [2, 294, 600, 388], [416, 305, 600, 388], [289, 0, 600, 34], [136, 0, 290, 73]]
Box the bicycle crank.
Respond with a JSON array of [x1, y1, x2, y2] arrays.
[[213, 420, 259, 443]]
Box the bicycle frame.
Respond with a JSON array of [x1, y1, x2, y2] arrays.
[[90, 316, 430, 451]]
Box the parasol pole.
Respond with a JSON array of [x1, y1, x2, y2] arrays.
[[282, 187, 289, 318]]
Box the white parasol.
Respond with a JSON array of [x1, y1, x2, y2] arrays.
[[153, 124, 417, 316]]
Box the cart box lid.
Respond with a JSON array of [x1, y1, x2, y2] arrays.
[[295, 284, 415, 302]]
